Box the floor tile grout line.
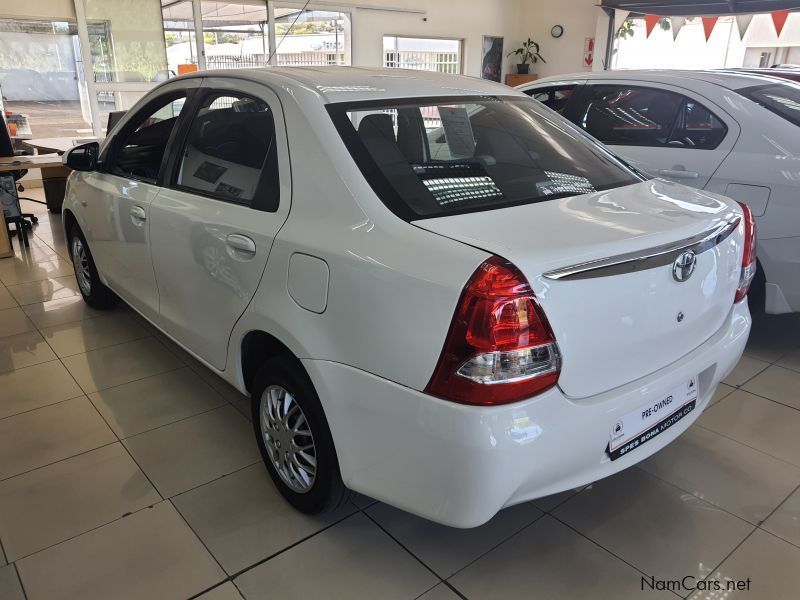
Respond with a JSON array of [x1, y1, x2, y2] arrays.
[[163, 459, 262, 502], [731, 385, 800, 414], [752, 480, 800, 551], [0, 440, 118, 486], [7, 457, 270, 565], [545, 511, 688, 600], [635, 462, 797, 528], [186, 580, 245, 600], [187, 507, 363, 595], [7, 499, 169, 565], [691, 419, 800, 469], [686, 523, 761, 595], [0, 392, 87, 423], [436, 510, 549, 593], [412, 581, 456, 600], [167, 496, 229, 585], [44, 329, 156, 362], [360, 507, 448, 585], [12, 562, 28, 600], [118, 402, 246, 444]]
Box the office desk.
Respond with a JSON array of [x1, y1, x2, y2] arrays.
[[0, 152, 70, 212], [0, 155, 64, 171], [20, 138, 101, 213], [22, 137, 101, 155]]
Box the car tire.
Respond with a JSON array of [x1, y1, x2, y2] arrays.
[[251, 356, 350, 514], [69, 224, 119, 309]]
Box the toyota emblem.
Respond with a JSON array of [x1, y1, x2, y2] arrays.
[[672, 251, 697, 283]]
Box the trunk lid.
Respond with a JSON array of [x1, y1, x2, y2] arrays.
[[414, 180, 744, 398]]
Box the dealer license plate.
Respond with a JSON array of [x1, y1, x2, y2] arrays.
[[607, 376, 699, 461]]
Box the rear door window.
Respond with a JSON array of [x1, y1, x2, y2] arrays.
[[578, 85, 683, 147], [173, 92, 279, 211], [577, 85, 728, 150]]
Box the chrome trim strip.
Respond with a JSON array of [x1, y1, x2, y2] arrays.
[[543, 214, 741, 281]]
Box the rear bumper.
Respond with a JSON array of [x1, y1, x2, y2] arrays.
[[303, 301, 750, 528]]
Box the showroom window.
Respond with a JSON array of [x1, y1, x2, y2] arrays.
[[175, 92, 279, 209], [108, 92, 186, 183], [383, 36, 462, 74], [161, 1, 352, 71], [272, 8, 351, 66], [0, 18, 90, 139]]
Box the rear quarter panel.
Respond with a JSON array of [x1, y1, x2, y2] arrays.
[[229, 86, 488, 391]]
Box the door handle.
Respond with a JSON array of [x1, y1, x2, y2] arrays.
[[226, 233, 256, 255], [658, 168, 699, 180], [130, 205, 147, 224]]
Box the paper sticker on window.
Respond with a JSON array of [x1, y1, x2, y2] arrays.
[[438, 106, 476, 157], [194, 161, 227, 184]]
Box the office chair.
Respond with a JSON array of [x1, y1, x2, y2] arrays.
[[0, 118, 39, 233]]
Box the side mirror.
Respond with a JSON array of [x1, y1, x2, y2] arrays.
[[63, 141, 99, 172]]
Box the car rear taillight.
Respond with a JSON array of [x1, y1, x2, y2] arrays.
[[735, 202, 757, 304], [425, 257, 560, 406]]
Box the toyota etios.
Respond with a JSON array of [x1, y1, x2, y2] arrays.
[[62, 67, 752, 528]]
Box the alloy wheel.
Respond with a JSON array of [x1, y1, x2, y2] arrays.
[[71, 236, 92, 296], [259, 384, 317, 493]]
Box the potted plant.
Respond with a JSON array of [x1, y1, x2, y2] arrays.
[[508, 38, 546, 74]]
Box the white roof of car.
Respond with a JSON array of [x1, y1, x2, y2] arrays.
[[532, 69, 790, 91], [182, 66, 525, 104]]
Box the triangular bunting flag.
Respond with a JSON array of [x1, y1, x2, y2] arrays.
[[701, 16, 718, 42], [614, 9, 631, 34], [644, 14, 661, 38], [771, 10, 790, 37], [735, 14, 754, 39], [670, 17, 686, 41]]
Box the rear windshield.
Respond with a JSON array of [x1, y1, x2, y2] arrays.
[[328, 96, 641, 220], [737, 82, 800, 127]]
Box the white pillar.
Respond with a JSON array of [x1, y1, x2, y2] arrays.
[[73, 0, 102, 136], [192, 0, 207, 70], [267, 1, 277, 66]]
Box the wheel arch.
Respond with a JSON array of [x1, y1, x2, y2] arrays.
[[239, 329, 307, 394], [62, 209, 78, 257]]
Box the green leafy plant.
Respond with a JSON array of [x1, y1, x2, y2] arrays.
[[507, 38, 546, 65], [616, 19, 634, 39]]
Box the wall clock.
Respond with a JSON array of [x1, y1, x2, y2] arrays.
[[551, 24, 564, 38]]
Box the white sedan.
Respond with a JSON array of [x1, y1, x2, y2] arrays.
[[62, 67, 751, 527], [518, 70, 800, 315]]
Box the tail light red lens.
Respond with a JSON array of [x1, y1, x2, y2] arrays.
[[425, 257, 560, 406], [735, 201, 757, 303]]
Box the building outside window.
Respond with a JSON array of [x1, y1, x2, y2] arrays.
[[0, 18, 90, 139], [383, 36, 462, 74]]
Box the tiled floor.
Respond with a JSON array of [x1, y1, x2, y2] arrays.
[[1, 190, 800, 600]]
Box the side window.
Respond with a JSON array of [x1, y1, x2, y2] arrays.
[[526, 85, 576, 114], [668, 99, 727, 149], [109, 94, 186, 183], [579, 86, 682, 147], [175, 92, 278, 210]]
